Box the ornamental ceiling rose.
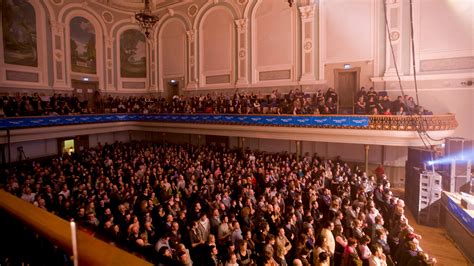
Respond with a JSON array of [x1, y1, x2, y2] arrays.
[[106, 0, 182, 12]]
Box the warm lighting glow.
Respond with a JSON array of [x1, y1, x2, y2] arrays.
[[70, 220, 78, 266]]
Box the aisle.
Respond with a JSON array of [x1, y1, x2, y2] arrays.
[[403, 204, 470, 265]]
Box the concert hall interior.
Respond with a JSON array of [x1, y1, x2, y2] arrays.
[[0, 0, 473, 265]]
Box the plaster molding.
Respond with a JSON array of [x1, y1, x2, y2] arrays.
[[235, 18, 248, 33], [299, 5, 315, 20]]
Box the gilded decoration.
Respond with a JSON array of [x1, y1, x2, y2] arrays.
[[368, 115, 457, 131]]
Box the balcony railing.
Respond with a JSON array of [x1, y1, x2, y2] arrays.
[[0, 190, 152, 266], [368, 114, 458, 131], [0, 113, 458, 131]]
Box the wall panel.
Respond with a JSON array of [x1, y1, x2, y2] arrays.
[[161, 20, 186, 77], [324, 0, 373, 62]]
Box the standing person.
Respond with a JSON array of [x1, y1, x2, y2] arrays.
[[369, 243, 388, 266], [320, 220, 336, 263], [236, 240, 255, 266], [343, 238, 362, 266]]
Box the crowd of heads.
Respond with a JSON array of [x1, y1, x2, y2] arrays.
[[3, 141, 437, 266], [1, 87, 434, 118], [0, 93, 91, 117], [103, 88, 338, 115], [0, 88, 336, 117], [354, 87, 433, 116]]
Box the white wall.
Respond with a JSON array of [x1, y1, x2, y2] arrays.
[[9, 139, 57, 162], [201, 8, 233, 73], [418, 0, 473, 59], [88, 132, 130, 147], [255, 0, 292, 67], [324, 0, 374, 63], [161, 19, 186, 77]]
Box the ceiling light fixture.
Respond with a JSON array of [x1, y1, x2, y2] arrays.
[[135, 0, 159, 39]]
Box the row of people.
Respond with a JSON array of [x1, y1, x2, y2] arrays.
[[1, 88, 433, 117], [354, 88, 432, 116], [3, 141, 436, 265]]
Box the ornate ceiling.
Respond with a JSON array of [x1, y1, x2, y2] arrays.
[[102, 0, 185, 12]]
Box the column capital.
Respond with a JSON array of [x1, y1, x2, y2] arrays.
[[105, 36, 115, 47], [299, 5, 315, 20], [235, 19, 248, 34], [51, 21, 65, 35]]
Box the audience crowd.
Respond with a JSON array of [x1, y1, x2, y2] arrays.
[[3, 141, 437, 266], [0, 87, 432, 117]]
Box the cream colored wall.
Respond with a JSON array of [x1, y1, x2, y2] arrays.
[[201, 8, 233, 73], [161, 20, 186, 77], [255, 0, 292, 68], [418, 0, 473, 60], [323, 0, 374, 63]]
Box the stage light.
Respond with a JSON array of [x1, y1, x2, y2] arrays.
[[427, 161, 434, 166]]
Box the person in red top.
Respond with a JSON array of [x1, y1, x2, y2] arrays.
[[374, 164, 385, 179]]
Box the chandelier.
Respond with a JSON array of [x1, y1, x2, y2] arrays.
[[135, 0, 159, 38]]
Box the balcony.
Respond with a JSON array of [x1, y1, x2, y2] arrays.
[[0, 113, 457, 146]]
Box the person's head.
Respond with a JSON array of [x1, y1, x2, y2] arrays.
[[319, 251, 329, 263], [292, 258, 303, 266], [348, 237, 357, 248], [209, 245, 218, 256], [323, 220, 334, 230], [267, 234, 275, 245], [238, 240, 247, 250], [360, 235, 371, 245], [370, 243, 383, 257], [228, 253, 237, 263]]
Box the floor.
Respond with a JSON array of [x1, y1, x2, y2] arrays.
[[392, 189, 470, 266]]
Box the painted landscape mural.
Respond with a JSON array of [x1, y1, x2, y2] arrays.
[[2, 0, 38, 67], [70, 17, 96, 74], [120, 29, 146, 78]]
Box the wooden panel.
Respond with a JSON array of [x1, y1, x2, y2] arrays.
[[0, 190, 151, 266]]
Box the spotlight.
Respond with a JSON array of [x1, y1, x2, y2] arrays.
[[427, 161, 434, 166]]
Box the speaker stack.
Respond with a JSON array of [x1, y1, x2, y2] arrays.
[[442, 138, 472, 194], [405, 147, 442, 226]]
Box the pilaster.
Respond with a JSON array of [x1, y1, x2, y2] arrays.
[[186, 30, 198, 89], [235, 19, 249, 85], [384, 0, 403, 77], [51, 21, 69, 89], [299, 4, 317, 83]]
